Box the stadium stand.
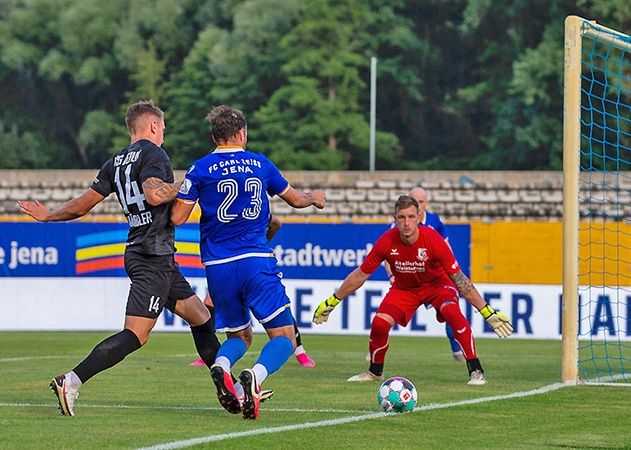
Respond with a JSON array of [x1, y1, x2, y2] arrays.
[[2, 170, 629, 222]]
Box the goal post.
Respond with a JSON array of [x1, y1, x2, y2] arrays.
[[562, 16, 631, 385]]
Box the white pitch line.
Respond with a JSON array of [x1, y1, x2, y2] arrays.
[[0, 354, 195, 363], [583, 373, 630, 385], [137, 382, 570, 450], [0, 352, 261, 363], [0, 355, 81, 363], [0, 402, 373, 414]]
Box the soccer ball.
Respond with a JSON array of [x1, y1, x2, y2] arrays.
[[377, 377, 417, 413]]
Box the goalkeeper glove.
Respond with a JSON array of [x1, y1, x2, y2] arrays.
[[313, 293, 341, 324], [479, 304, 513, 338]]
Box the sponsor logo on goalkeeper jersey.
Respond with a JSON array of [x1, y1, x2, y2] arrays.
[[393, 260, 425, 273]]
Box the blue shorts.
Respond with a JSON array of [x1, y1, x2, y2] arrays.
[[205, 256, 292, 332]]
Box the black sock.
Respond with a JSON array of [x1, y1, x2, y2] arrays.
[[73, 329, 141, 383], [369, 362, 384, 376], [293, 319, 302, 347], [190, 318, 220, 369], [205, 305, 215, 331], [466, 358, 484, 374]]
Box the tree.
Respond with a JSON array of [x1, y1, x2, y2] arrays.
[[0, 0, 204, 168], [162, 25, 229, 167], [1, 0, 628, 170], [0, 120, 63, 168], [251, 0, 399, 170], [469, 0, 630, 169], [164, 0, 303, 167], [0, 0, 130, 167]]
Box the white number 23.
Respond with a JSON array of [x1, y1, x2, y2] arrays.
[[217, 178, 262, 223]]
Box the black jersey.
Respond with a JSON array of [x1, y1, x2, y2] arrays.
[[91, 139, 175, 255]]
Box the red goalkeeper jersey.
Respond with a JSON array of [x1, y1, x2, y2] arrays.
[[360, 226, 460, 290]]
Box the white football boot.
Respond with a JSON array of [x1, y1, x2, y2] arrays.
[[467, 369, 488, 385], [49, 374, 80, 416], [347, 371, 384, 382]]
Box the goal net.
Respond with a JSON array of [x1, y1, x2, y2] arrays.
[[562, 16, 631, 385]]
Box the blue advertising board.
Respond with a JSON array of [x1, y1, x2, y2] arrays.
[[271, 223, 470, 280], [0, 222, 470, 280]]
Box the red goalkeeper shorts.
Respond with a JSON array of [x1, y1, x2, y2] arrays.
[[376, 284, 459, 326]]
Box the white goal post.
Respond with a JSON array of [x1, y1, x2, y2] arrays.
[[562, 16, 631, 385]]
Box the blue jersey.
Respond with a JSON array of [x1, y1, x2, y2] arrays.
[[177, 147, 289, 264], [421, 211, 448, 240]]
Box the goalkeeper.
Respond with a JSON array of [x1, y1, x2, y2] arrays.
[[313, 195, 513, 385]]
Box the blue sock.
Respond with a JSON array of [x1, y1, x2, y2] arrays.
[[255, 336, 293, 376], [445, 324, 460, 352], [217, 337, 247, 366]]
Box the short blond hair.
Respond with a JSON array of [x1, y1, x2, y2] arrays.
[[125, 100, 164, 135]]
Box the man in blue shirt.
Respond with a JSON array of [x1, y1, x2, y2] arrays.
[[172, 105, 325, 419], [188, 215, 316, 368]]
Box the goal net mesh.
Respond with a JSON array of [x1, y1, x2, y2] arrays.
[[577, 21, 631, 384]]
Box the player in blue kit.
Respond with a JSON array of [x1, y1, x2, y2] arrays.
[[189, 215, 316, 368], [382, 186, 464, 361], [172, 105, 325, 419]]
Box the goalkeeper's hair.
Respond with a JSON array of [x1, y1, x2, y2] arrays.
[[394, 195, 419, 214], [125, 100, 164, 135], [207, 105, 247, 143]]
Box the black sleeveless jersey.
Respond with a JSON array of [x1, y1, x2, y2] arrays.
[[91, 139, 175, 255]]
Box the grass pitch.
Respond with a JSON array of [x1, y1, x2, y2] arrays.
[[0, 332, 629, 449]]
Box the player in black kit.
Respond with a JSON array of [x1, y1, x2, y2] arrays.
[[18, 101, 221, 416]]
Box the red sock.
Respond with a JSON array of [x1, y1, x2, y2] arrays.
[[439, 302, 477, 359], [369, 315, 392, 364]]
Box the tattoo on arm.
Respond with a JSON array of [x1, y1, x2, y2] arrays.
[[450, 271, 475, 296], [142, 178, 182, 203]]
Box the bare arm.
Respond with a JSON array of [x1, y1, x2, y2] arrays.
[[267, 215, 282, 241], [449, 270, 486, 311], [18, 188, 104, 222], [142, 177, 183, 206], [335, 267, 371, 299], [171, 200, 196, 226], [383, 261, 394, 283], [280, 186, 326, 209]]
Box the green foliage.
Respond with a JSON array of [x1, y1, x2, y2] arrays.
[[0, 0, 629, 169], [251, 0, 399, 170], [78, 110, 125, 161], [0, 121, 54, 168], [125, 42, 167, 103], [578, 0, 631, 25], [164, 0, 304, 167], [224, 0, 303, 110], [162, 25, 228, 167]]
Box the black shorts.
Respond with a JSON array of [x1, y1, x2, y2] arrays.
[[124, 251, 196, 319]]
